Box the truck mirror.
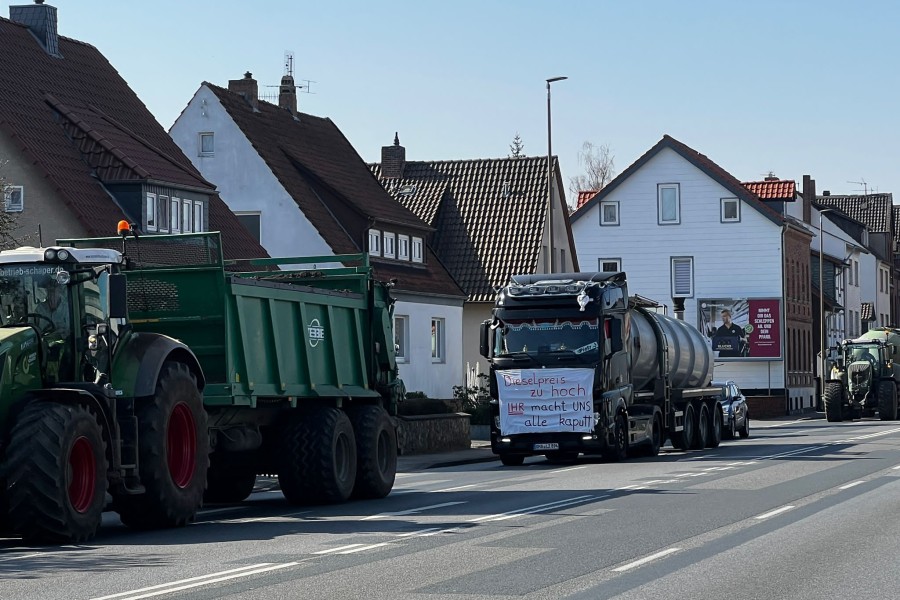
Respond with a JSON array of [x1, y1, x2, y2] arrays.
[[479, 320, 490, 358], [610, 318, 623, 353], [108, 273, 128, 318]]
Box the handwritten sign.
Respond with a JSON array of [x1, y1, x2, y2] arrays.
[[497, 368, 595, 434]]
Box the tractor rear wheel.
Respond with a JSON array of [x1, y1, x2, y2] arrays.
[[204, 455, 257, 504], [6, 402, 107, 543], [824, 382, 844, 423], [350, 406, 397, 499], [114, 361, 208, 530], [878, 380, 898, 421]]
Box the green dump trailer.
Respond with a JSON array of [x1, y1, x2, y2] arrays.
[[0, 231, 404, 543]]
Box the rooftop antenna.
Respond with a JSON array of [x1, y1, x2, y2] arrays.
[[263, 50, 315, 95]]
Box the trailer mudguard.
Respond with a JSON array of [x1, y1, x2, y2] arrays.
[[112, 332, 205, 398]]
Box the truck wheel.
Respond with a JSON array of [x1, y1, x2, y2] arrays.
[[204, 457, 256, 504], [739, 412, 751, 438], [602, 413, 628, 462], [878, 381, 898, 421], [278, 407, 357, 504], [115, 362, 209, 530], [673, 404, 695, 451], [691, 403, 710, 450], [823, 382, 844, 423], [707, 405, 723, 448], [500, 454, 526, 466], [5, 403, 108, 543], [633, 413, 662, 457], [350, 405, 397, 499]]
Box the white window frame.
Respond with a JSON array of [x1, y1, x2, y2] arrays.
[[383, 232, 396, 259], [658, 183, 681, 225], [671, 256, 694, 297], [199, 132, 214, 156], [235, 211, 262, 242], [193, 201, 204, 232], [4, 185, 23, 212], [599, 258, 621, 272], [146, 193, 157, 231], [398, 234, 410, 260], [431, 317, 445, 363], [599, 200, 619, 226], [412, 237, 423, 263], [721, 197, 740, 222], [170, 198, 181, 233], [182, 200, 192, 233], [368, 229, 382, 256], [394, 315, 409, 363], [157, 195, 168, 232]]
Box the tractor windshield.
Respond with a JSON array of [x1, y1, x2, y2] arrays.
[[848, 344, 881, 366], [0, 264, 72, 337]]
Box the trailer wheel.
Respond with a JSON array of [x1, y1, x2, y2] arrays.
[[278, 407, 357, 504], [707, 405, 723, 448], [5, 402, 107, 543], [673, 404, 695, 451], [602, 413, 628, 462], [823, 382, 844, 423], [350, 405, 397, 499], [204, 457, 257, 504], [114, 361, 209, 530], [878, 381, 898, 421], [500, 454, 526, 466]]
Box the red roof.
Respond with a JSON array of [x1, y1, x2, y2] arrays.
[[742, 179, 796, 200], [576, 190, 598, 210]]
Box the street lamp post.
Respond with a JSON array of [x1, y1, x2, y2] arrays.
[[819, 208, 836, 402], [546, 76, 567, 274]]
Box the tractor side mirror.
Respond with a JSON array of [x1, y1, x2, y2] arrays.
[[108, 273, 128, 319], [479, 320, 490, 358]]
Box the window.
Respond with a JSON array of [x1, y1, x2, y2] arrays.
[[146, 193, 157, 231], [854, 260, 859, 287], [199, 132, 214, 156], [599, 258, 621, 272], [412, 237, 423, 263], [182, 200, 192, 233], [384, 232, 396, 259], [600, 201, 619, 225], [236, 212, 261, 241], [158, 195, 168, 232], [398, 234, 410, 260], [368, 229, 381, 256], [671, 257, 693, 297], [721, 198, 740, 222], [431, 318, 445, 362], [170, 198, 180, 232], [4, 185, 23, 212], [193, 201, 204, 232], [394, 315, 409, 363], [658, 183, 680, 224]]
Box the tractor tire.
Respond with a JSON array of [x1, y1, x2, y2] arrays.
[[878, 381, 898, 421], [691, 403, 710, 450], [114, 361, 209, 530], [500, 454, 526, 466], [672, 403, 696, 451], [5, 402, 107, 543], [278, 407, 357, 505], [824, 382, 844, 423], [204, 458, 257, 504], [707, 404, 723, 448], [350, 405, 397, 499], [602, 413, 628, 462]]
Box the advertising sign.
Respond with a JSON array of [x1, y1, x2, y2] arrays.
[[698, 298, 782, 360], [496, 368, 595, 434]]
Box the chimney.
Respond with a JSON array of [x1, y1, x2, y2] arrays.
[[381, 133, 406, 179], [823, 190, 831, 196], [227, 72, 258, 111], [278, 73, 297, 115], [802, 175, 814, 224], [764, 172, 778, 181], [10, 0, 60, 57]]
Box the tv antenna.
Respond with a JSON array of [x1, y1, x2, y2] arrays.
[[264, 51, 315, 94]]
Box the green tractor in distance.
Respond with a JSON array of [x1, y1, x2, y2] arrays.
[[824, 328, 900, 422]]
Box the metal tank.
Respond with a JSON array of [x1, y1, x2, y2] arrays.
[[629, 306, 714, 391]]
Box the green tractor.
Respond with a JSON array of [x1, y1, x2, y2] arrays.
[[823, 328, 900, 422]]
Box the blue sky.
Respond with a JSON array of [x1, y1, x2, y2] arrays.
[[51, 0, 899, 203]]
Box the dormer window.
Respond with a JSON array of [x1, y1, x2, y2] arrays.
[[412, 237, 423, 263], [384, 232, 396, 258], [146, 193, 157, 231], [398, 234, 410, 260], [368, 229, 382, 256]]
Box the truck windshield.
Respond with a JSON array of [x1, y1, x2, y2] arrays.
[[0, 264, 72, 336], [495, 318, 600, 359]]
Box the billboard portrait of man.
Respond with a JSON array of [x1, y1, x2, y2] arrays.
[[712, 307, 749, 357]]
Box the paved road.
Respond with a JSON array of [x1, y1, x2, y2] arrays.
[[3, 416, 900, 599]]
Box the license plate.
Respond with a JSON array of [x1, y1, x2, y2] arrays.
[[534, 443, 559, 451]]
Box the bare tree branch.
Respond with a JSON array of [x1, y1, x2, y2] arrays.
[[568, 141, 616, 201]]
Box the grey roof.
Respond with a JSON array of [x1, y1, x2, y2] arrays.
[[816, 193, 894, 233]]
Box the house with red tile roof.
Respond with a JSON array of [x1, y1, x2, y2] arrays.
[[0, 2, 264, 259], [170, 73, 466, 399], [369, 136, 578, 382], [572, 135, 814, 416]]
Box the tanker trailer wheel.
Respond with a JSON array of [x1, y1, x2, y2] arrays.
[[602, 413, 628, 462], [350, 405, 397, 499], [706, 404, 723, 448], [672, 403, 696, 451], [823, 382, 844, 423], [878, 381, 898, 421], [691, 403, 710, 450], [204, 455, 257, 504], [278, 407, 357, 504], [114, 362, 209, 530], [6, 402, 108, 543]]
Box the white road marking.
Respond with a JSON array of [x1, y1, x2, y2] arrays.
[[755, 418, 810, 428], [612, 548, 680, 572], [337, 542, 393, 554], [840, 427, 900, 442], [0, 552, 43, 562], [893, 465, 900, 470], [362, 501, 466, 520], [470, 494, 602, 523], [839, 481, 865, 490], [432, 484, 479, 493], [312, 544, 364, 555], [754, 505, 795, 520], [217, 510, 311, 524], [196, 507, 246, 516], [554, 466, 588, 473], [395, 528, 441, 537]]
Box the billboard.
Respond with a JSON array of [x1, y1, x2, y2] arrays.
[[698, 298, 782, 360]]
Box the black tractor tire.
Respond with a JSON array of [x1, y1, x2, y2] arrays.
[[544, 451, 579, 464], [691, 403, 710, 450], [204, 457, 257, 504], [707, 404, 723, 448], [739, 411, 751, 438], [878, 381, 898, 421], [602, 413, 628, 462], [824, 382, 844, 423], [350, 405, 397, 499], [672, 403, 696, 451], [500, 454, 526, 466], [5, 402, 108, 543], [114, 361, 209, 530], [278, 407, 357, 504]]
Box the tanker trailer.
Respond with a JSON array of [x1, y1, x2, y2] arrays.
[[480, 271, 723, 466], [824, 328, 900, 422]]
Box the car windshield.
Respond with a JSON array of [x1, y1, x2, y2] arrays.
[[495, 318, 600, 359]]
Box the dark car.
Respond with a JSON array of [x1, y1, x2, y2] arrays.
[[715, 380, 750, 439]]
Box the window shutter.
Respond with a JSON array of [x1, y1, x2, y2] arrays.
[[672, 258, 693, 296]]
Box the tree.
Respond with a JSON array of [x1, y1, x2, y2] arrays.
[[509, 133, 525, 158], [568, 141, 616, 199]]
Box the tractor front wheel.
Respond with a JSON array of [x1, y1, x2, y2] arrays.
[[824, 382, 844, 423]]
